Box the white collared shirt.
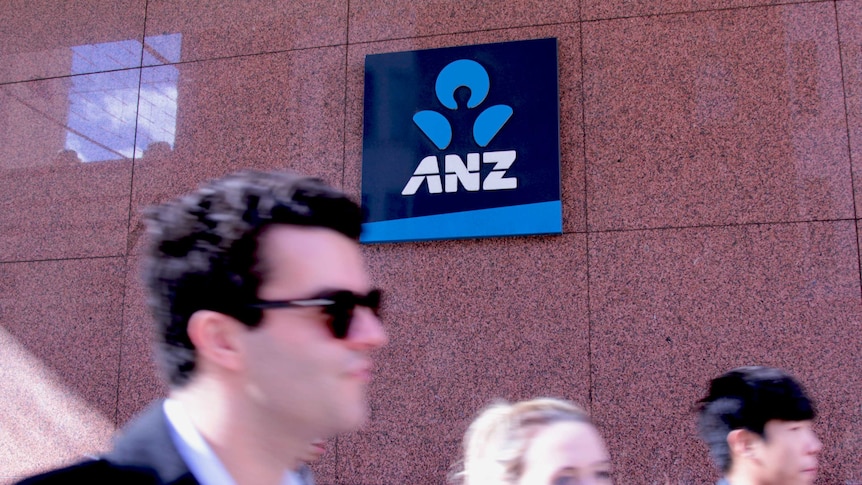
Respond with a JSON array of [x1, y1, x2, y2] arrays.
[[163, 399, 306, 485]]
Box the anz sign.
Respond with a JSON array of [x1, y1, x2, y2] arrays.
[[361, 38, 561, 243]]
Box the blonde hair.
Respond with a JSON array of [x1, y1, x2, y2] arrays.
[[452, 398, 590, 485]]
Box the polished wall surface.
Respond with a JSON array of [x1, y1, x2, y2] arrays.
[[1, 1, 860, 483]]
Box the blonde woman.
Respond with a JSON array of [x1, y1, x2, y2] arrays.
[[453, 398, 612, 485]]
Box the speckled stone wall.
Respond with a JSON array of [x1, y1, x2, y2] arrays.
[[1, 1, 861, 483]]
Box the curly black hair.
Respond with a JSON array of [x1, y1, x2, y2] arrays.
[[142, 170, 362, 386]]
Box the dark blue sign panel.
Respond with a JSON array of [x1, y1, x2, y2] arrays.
[[361, 38, 561, 243]]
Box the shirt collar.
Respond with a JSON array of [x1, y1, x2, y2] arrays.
[[163, 398, 237, 485], [163, 399, 308, 485]]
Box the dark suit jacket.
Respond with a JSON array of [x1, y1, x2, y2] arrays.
[[17, 401, 198, 484]]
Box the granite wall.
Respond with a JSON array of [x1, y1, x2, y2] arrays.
[[1, 1, 861, 483]]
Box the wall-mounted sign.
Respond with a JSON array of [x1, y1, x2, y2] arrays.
[[361, 38, 561, 243]]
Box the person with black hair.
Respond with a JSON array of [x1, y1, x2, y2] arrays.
[[18, 170, 388, 484], [695, 366, 821, 485]]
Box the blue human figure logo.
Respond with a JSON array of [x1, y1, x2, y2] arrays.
[[413, 59, 513, 150]]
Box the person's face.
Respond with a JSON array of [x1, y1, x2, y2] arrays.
[[517, 421, 612, 485], [239, 225, 388, 439], [755, 420, 821, 485]]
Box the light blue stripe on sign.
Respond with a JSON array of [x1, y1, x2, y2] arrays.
[[360, 201, 562, 243]]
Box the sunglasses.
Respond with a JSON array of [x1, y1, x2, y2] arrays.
[[248, 289, 382, 339]]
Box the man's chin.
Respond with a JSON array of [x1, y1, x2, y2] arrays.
[[332, 403, 370, 434]]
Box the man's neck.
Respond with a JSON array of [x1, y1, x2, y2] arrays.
[[723, 467, 764, 485], [170, 381, 310, 485]]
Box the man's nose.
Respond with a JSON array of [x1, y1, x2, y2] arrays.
[[809, 430, 823, 454], [346, 307, 388, 349]]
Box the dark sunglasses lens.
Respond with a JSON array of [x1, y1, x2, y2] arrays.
[[324, 292, 354, 339], [323, 290, 382, 339], [366, 289, 382, 315]]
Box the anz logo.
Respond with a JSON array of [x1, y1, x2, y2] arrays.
[[361, 37, 560, 243], [402, 59, 517, 196]]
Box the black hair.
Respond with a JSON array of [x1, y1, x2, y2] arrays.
[[695, 366, 816, 472], [142, 170, 361, 386]]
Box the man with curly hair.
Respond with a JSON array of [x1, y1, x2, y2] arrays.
[[19, 170, 388, 484]]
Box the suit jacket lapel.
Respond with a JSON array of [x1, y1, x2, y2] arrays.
[[104, 400, 198, 485]]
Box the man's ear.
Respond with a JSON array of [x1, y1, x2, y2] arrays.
[[187, 310, 245, 372], [727, 428, 760, 460]]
